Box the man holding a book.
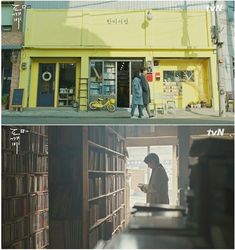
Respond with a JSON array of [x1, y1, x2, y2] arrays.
[[138, 153, 169, 204]]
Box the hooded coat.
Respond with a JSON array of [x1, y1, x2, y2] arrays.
[[142, 164, 169, 204]]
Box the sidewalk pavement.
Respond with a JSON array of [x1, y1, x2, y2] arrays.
[[2, 107, 234, 120]]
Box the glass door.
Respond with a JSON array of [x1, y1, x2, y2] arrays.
[[58, 63, 76, 107], [117, 61, 130, 108], [37, 63, 55, 107]]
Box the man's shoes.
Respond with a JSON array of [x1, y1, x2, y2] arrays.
[[138, 115, 145, 118], [149, 115, 155, 118]]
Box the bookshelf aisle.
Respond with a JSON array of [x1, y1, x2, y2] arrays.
[[2, 126, 49, 249], [48, 126, 127, 249]]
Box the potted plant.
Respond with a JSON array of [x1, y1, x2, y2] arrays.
[[200, 100, 207, 108], [2, 95, 9, 110]]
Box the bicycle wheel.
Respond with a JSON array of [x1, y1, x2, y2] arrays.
[[107, 104, 116, 112], [89, 102, 97, 110]]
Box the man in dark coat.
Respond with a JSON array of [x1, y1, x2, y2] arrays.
[[139, 67, 154, 118], [138, 153, 169, 204]]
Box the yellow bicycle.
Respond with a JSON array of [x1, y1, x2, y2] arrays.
[[89, 97, 116, 112]]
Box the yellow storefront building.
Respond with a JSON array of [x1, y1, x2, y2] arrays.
[[19, 9, 219, 111]]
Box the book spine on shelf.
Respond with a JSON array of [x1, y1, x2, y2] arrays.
[[105, 175, 125, 193], [2, 175, 28, 197], [89, 199, 107, 227], [2, 216, 28, 247], [3, 197, 28, 221], [29, 175, 48, 193], [29, 193, 49, 213], [89, 176, 105, 199], [28, 153, 48, 173], [29, 227, 49, 248], [30, 211, 48, 234]]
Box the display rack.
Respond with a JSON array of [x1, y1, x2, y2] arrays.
[[58, 88, 74, 107]]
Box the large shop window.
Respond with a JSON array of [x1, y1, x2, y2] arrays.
[[89, 59, 143, 107], [163, 71, 194, 82], [90, 61, 116, 98]]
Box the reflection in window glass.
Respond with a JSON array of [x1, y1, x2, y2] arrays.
[[90, 61, 103, 96], [90, 61, 103, 81], [163, 70, 194, 82], [163, 71, 174, 82]]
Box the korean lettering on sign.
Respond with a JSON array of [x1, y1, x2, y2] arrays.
[[107, 18, 128, 25], [10, 128, 29, 154], [12, 4, 31, 30], [147, 60, 153, 82]]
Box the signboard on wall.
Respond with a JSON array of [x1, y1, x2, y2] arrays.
[[147, 60, 153, 82]]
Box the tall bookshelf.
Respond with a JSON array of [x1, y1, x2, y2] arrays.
[[48, 126, 127, 249], [2, 126, 49, 249], [88, 126, 126, 248]]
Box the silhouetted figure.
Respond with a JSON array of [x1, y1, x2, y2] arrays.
[[138, 153, 169, 204]]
